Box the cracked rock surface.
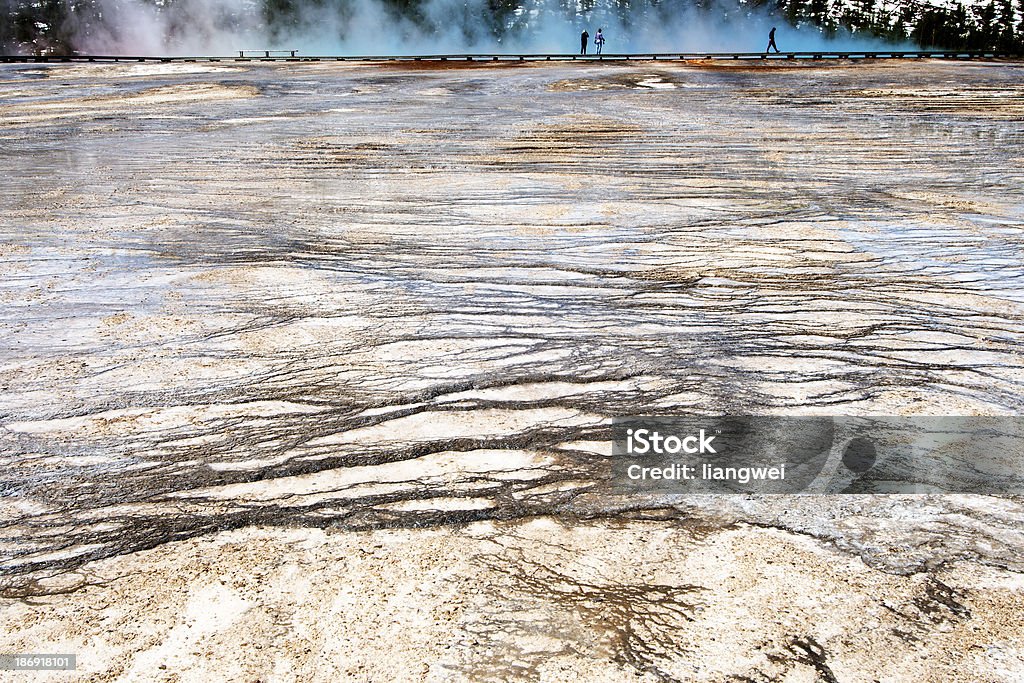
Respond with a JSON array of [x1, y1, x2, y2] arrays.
[[1, 59, 1023, 680]]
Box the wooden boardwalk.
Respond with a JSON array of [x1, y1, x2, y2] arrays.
[[1, 50, 1020, 64]]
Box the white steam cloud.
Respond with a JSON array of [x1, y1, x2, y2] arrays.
[[58, 0, 905, 56]]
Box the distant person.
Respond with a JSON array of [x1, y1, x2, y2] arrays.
[[595, 28, 606, 54], [766, 26, 780, 54], [581, 29, 590, 55]]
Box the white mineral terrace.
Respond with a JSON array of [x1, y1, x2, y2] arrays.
[[0, 59, 1023, 680]]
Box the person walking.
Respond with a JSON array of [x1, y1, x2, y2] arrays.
[[580, 29, 590, 55], [595, 28, 605, 55], [766, 26, 780, 54]]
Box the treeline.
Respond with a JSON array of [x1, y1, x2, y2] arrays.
[[768, 0, 1024, 51], [1, 0, 1022, 54]]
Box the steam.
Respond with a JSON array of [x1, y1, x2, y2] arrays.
[[65, 0, 267, 55], [32, 0, 906, 56]]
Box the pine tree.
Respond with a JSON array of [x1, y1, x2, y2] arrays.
[[1017, 0, 1024, 51], [995, 0, 1015, 51], [976, 1, 997, 48]]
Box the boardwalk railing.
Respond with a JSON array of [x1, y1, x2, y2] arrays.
[[238, 49, 298, 58], [1, 50, 1020, 64]]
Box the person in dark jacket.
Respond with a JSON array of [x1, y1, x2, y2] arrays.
[[581, 29, 590, 55], [766, 26, 780, 53]]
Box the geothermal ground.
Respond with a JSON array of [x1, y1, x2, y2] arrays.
[[1, 59, 1023, 681]]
